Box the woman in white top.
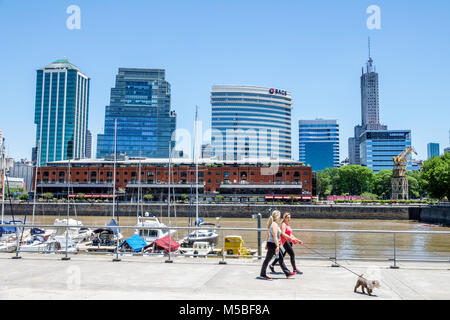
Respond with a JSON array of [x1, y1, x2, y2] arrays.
[[259, 210, 296, 280]]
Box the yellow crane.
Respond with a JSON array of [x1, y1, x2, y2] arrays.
[[391, 146, 417, 200]]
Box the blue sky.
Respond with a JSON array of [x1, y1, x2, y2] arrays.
[[0, 0, 449, 161]]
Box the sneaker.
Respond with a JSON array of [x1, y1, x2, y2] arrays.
[[286, 271, 296, 278], [260, 275, 272, 281], [269, 265, 276, 274], [294, 269, 303, 275]]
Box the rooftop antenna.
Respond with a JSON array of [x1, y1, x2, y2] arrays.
[[368, 37, 371, 60]]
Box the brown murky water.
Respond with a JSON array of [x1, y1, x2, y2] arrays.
[[8, 214, 450, 261]]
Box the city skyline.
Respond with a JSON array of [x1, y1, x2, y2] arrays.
[[1, 1, 449, 162]]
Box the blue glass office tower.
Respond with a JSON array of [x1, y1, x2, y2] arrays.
[[211, 85, 292, 160], [34, 58, 90, 166], [427, 143, 440, 159], [299, 120, 339, 171], [360, 130, 412, 173], [97, 68, 176, 158]]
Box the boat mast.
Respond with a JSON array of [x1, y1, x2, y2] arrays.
[[168, 141, 171, 226], [136, 155, 141, 225], [194, 106, 199, 235], [1, 136, 5, 224], [112, 118, 117, 220], [32, 139, 41, 225]]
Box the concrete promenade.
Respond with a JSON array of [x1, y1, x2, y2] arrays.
[[0, 253, 449, 300]]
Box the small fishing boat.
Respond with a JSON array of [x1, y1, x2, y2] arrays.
[[20, 229, 59, 253], [78, 219, 123, 252], [135, 214, 176, 244], [119, 234, 147, 253], [183, 221, 219, 246], [144, 235, 180, 254], [180, 241, 212, 257], [53, 218, 92, 243]]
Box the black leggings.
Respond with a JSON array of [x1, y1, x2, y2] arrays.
[[271, 241, 297, 271], [260, 242, 291, 277]]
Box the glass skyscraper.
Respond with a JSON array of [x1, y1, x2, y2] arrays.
[[211, 85, 292, 160], [427, 143, 440, 159], [299, 119, 339, 171], [34, 58, 90, 166], [360, 130, 412, 173], [96, 68, 176, 159]]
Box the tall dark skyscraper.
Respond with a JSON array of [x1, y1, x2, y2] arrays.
[[96, 68, 176, 158], [349, 41, 386, 165], [34, 58, 90, 166]]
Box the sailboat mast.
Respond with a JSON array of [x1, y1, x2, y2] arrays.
[[1, 137, 5, 224], [67, 159, 71, 222], [194, 106, 199, 230], [168, 141, 171, 226], [136, 156, 141, 225], [112, 118, 117, 220], [32, 139, 41, 225]]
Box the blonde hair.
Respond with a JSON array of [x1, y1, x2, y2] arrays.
[[267, 210, 281, 228], [282, 212, 291, 223]]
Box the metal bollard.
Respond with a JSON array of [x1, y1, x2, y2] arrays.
[[12, 224, 22, 260], [390, 233, 399, 269], [331, 231, 339, 267], [219, 228, 227, 265]]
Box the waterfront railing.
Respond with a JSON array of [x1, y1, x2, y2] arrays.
[[1, 223, 449, 265]]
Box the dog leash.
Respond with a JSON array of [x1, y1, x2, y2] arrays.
[[301, 243, 367, 280]]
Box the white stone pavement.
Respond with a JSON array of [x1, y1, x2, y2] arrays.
[[0, 253, 449, 300]]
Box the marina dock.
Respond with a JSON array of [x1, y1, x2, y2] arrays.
[[0, 253, 448, 300]]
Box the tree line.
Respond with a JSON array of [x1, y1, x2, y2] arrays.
[[316, 152, 450, 200]]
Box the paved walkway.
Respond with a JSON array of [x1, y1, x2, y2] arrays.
[[0, 253, 449, 300]]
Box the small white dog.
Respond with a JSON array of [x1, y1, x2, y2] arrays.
[[354, 275, 381, 296]]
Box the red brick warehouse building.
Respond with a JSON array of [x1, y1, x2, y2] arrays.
[[34, 158, 312, 203]]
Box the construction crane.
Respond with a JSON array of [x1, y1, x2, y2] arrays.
[[391, 146, 417, 200]]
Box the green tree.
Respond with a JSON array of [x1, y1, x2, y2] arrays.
[[19, 193, 29, 201], [42, 192, 54, 201], [406, 171, 427, 199], [372, 170, 393, 199], [421, 153, 450, 200], [143, 194, 153, 202], [336, 165, 375, 196]]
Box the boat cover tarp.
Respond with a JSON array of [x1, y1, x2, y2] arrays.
[[150, 235, 179, 252], [31, 228, 45, 235], [120, 234, 147, 252], [0, 220, 23, 236], [107, 219, 121, 234]]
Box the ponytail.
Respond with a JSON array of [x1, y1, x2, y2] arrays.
[[267, 210, 281, 228]]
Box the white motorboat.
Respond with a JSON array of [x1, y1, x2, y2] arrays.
[[184, 222, 219, 246], [135, 214, 176, 244], [53, 218, 92, 243], [180, 241, 212, 257]]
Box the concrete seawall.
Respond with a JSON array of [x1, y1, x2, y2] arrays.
[[1, 202, 426, 220], [419, 205, 450, 226]]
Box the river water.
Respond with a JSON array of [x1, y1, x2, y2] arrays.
[[7, 214, 450, 261]]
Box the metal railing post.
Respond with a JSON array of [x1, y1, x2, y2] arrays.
[[390, 233, 399, 269], [61, 224, 70, 261], [112, 226, 121, 262], [165, 228, 173, 263], [257, 213, 262, 260], [219, 228, 227, 265], [12, 223, 22, 259], [331, 231, 339, 267]]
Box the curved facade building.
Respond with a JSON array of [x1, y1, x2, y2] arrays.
[[211, 85, 292, 160]]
